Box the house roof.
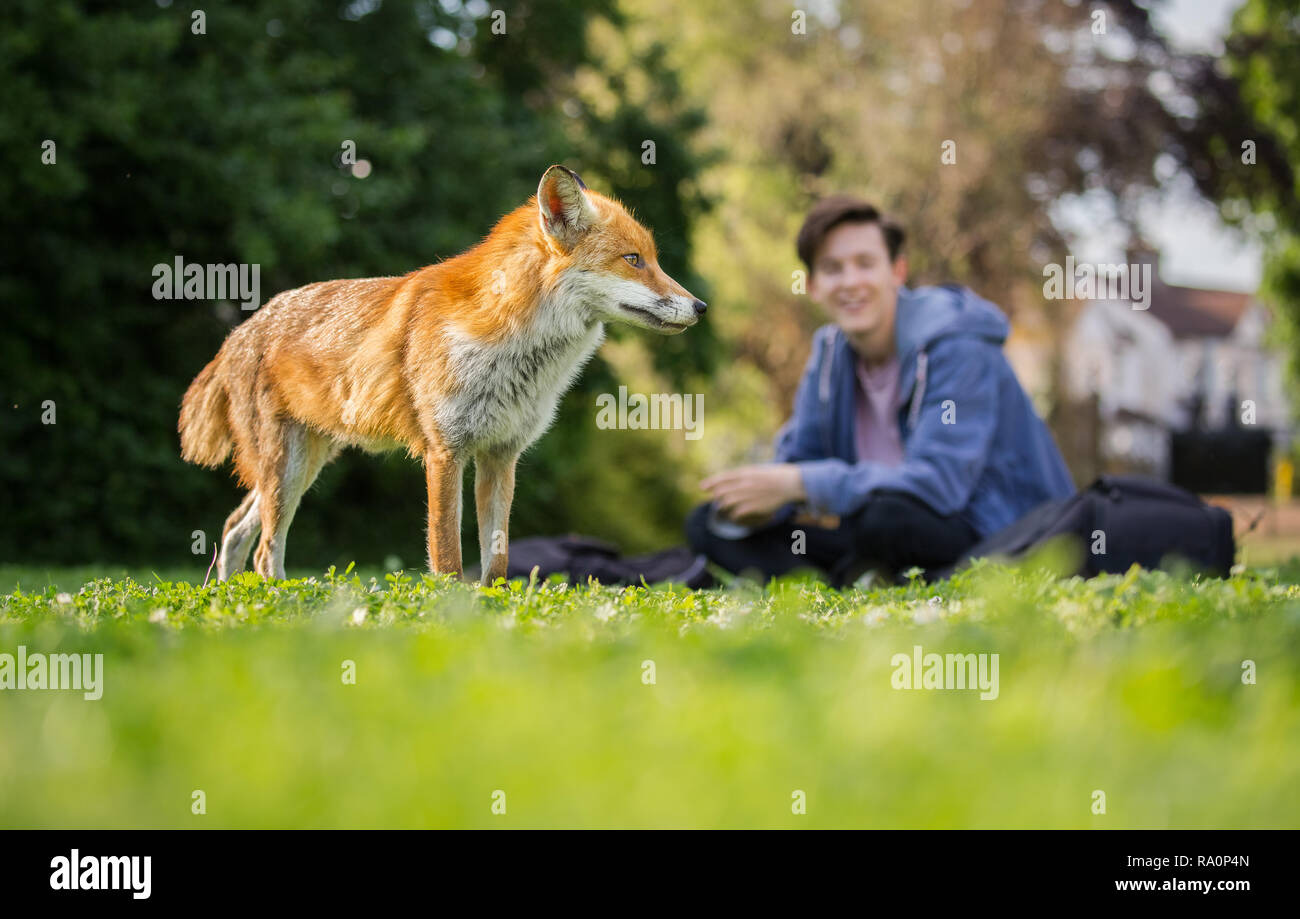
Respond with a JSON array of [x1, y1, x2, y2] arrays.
[[1146, 283, 1253, 339]]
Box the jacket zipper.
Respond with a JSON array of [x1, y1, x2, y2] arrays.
[[907, 351, 928, 432]]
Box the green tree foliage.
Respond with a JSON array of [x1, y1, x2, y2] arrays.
[[1204, 0, 1300, 405], [607, 0, 1287, 434], [0, 0, 713, 566]]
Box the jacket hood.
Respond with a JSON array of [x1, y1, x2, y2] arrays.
[[813, 284, 1012, 421], [894, 283, 1009, 363]]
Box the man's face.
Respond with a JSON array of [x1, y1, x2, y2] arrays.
[[807, 221, 907, 358]]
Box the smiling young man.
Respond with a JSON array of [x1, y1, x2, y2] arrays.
[[688, 195, 1075, 584]]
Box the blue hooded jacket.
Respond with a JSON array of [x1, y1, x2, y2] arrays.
[[772, 283, 1075, 538]]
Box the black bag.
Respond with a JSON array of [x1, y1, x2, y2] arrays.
[[939, 475, 1236, 578], [473, 534, 714, 588]]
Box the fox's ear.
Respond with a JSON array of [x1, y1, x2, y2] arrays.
[[537, 165, 598, 249]]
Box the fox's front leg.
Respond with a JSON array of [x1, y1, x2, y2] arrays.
[[474, 450, 518, 585], [424, 444, 465, 578]]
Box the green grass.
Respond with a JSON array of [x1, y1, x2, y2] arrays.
[[2, 552, 1299, 828]]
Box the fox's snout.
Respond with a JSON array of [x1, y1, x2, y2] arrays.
[[608, 268, 707, 334], [672, 295, 709, 330], [614, 293, 705, 334]]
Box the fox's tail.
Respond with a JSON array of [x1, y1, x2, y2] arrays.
[[179, 358, 233, 467]]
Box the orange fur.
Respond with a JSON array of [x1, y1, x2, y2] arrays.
[[179, 165, 704, 582]]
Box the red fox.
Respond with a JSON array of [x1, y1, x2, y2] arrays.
[[179, 165, 705, 584]]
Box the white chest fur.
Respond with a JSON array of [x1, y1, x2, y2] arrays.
[[434, 303, 605, 457]]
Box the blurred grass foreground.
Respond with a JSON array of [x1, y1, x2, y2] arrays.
[[2, 556, 1298, 829]]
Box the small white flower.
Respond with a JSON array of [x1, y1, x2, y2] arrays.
[[913, 602, 941, 624], [706, 605, 742, 629], [55, 592, 73, 605], [149, 608, 167, 624], [351, 607, 368, 625]]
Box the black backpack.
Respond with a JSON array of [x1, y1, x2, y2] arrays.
[[474, 534, 715, 588], [940, 475, 1236, 578]]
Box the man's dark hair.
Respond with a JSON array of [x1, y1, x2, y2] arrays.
[[796, 195, 906, 274]]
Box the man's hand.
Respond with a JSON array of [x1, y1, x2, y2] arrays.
[[700, 463, 806, 524]]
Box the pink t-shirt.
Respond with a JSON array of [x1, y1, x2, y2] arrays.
[[853, 353, 905, 466]]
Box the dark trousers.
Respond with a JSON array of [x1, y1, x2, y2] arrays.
[[685, 491, 979, 586]]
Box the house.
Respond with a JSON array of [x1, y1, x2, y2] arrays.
[[1062, 250, 1289, 491]]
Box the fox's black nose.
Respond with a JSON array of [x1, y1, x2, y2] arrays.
[[692, 299, 708, 316]]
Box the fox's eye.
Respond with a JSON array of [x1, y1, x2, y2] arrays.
[[622, 253, 643, 268]]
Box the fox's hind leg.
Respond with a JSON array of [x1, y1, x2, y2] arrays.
[[217, 490, 261, 581], [252, 422, 338, 580]]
